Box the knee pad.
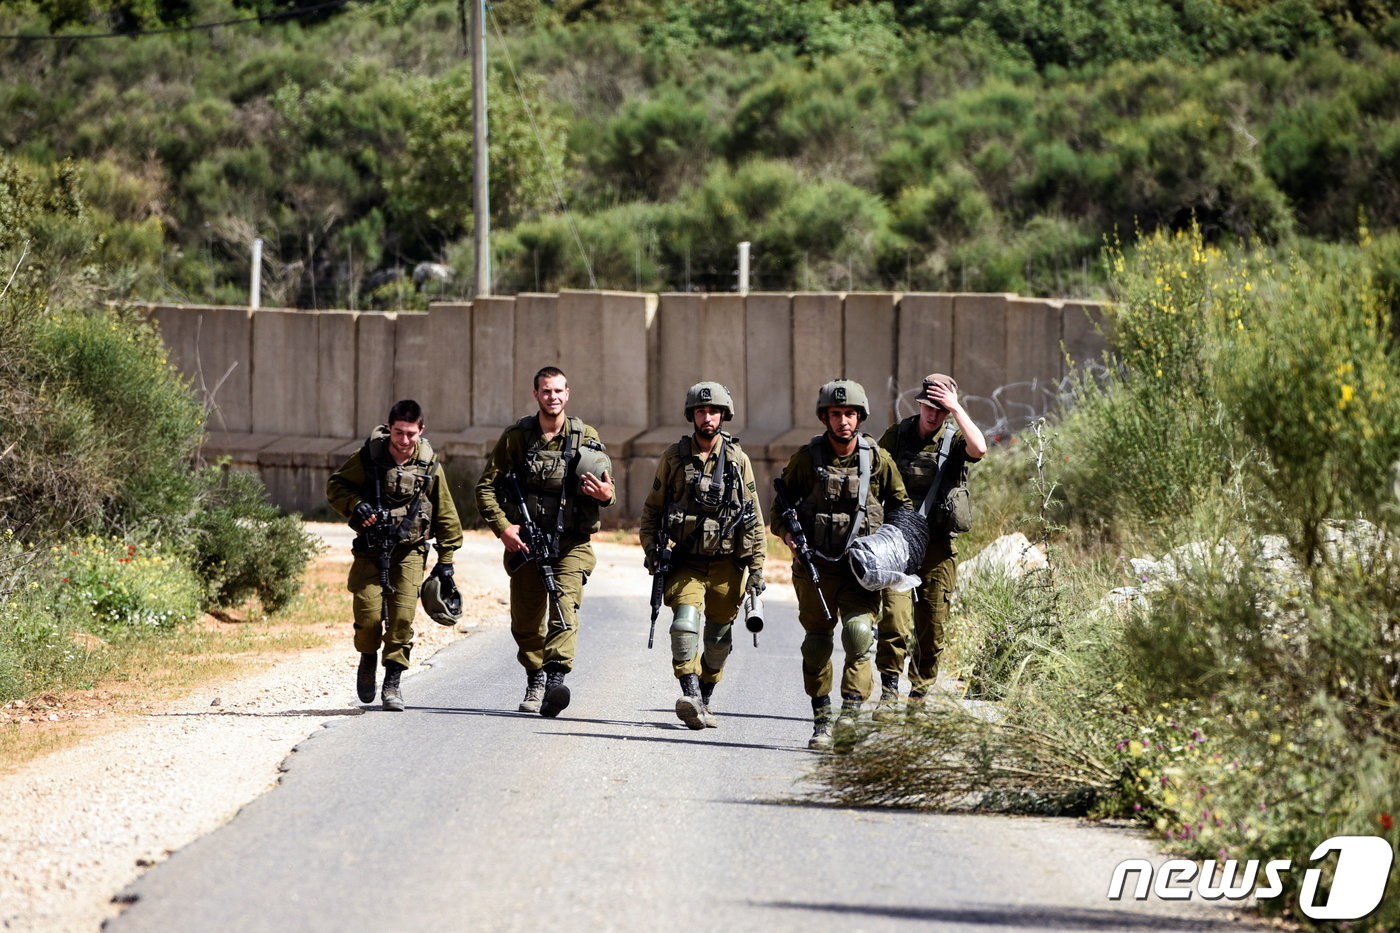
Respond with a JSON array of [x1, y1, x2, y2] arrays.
[[801, 630, 835, 664], [841, 617, 874, 659], [669, 604, 701, 664], [701, 621, 733, 670]]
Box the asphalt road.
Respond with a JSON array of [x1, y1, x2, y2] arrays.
[[105, 540, 1257, 933]]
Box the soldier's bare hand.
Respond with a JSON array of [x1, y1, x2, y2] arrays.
[[502, 525, 528, 553], [581, 470, 613, 502]]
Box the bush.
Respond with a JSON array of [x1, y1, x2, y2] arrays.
[[50, 535, 202, 633], [192, 469, 322, 614]]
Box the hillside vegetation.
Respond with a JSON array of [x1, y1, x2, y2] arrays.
[[1, 0, 1397, 304]]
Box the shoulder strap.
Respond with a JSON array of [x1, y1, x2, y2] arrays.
[[918, 426, 959, 518], [843, 435, 875, 553], [360, 440, 382, 508], [809, 435, 828, 469]]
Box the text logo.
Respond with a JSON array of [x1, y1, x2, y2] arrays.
[[1108, 836, 1392, 920]]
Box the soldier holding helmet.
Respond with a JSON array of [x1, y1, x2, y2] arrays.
[[475, 366, 616, 718]]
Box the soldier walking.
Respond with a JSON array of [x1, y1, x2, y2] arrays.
[[326, 399, 463, 711], [640, 383, 766, 730], [873, 374, 986, 718], [475, 366, 616, 718], [770, 379, 910, 749]]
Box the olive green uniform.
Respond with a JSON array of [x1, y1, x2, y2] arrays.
[[770, 435, 910, 700], [475, 415, 615, 673], [639, 433, 765, 683], [326, 428, 463, 669], [875, 416, 979, 695]]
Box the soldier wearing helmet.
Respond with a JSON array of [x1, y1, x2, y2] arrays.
[[769, 378, 911, 749], [475, 366, 616, 718], [326, 399, 463, 712], [640, 382, 766, 730], [873, 373, 986, 719]]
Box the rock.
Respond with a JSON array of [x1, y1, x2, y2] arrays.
[[961, 533, 1049, 581]]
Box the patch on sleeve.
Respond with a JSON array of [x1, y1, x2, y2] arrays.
[[652, 477, 662, 491]]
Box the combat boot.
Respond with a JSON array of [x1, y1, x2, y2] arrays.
[[675, 674, 705, 730], [906, 690, 929, 721], [539, 664, 571, 718], [518, 669, 546, 714], [381, 661, 406, 712], [698, 679, 718, 728], [356, 653, 377, 704], [808, 696, 834, 750], [872, 673, 901, 723], [833, 692, 864, 748]]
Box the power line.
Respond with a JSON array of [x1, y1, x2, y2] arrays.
[[0, 0, 355, 41]]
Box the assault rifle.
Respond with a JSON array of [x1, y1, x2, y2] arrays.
[[355, 505, 400, 636], [647, 485, 674, 649], [502, 471, 567, 630], [772, 477, 834, 627]]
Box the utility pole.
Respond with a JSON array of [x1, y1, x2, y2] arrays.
[[471, 0, 491, 296]]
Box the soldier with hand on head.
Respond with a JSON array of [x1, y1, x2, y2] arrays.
[[640, 383, 766, 730], [475, 366, 616, 719], [770, 379, 911, 750], [873, 374, 986, 719], [326, 399, 463, 712]]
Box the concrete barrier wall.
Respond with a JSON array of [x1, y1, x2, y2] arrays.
[[143, 292, 1111, 518]]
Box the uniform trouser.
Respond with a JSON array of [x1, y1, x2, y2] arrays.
[[349, 544, 427, 669], [664, 556, 745, 682], [504, 540, 596, 672], [792, 560, 881, 701], [875, 537, 956, 695]]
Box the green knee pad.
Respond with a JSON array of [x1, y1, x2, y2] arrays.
[[669, 604, 701, 663], [801, 631, 834, 668], [701, 620, 733, 670], [841, 617, 875, 659]]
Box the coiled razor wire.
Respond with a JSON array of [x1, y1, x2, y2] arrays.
[[887, 360, 1115, 444]]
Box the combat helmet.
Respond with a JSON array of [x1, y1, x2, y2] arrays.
[[575, 440, 613, 482], [421, 573, 462, 626], [815, 378, 869, 421], [684, 382, 735, 422]]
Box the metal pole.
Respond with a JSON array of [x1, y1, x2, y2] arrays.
[[738, 241, 750, 295], [250, 237, 263, 310], [471, 0, 491, 296]]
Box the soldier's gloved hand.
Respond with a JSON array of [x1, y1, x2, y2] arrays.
[[747, 567, 766, 598], [350, 501, 377, 530], [430, 563, 454, 580], [643, 547, 657, 575]]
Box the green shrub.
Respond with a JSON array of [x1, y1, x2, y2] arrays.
[[192, 469, 322, 614], [51, 535, 202, 633]]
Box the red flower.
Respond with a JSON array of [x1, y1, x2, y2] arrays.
[[1381, 813, 1393, 831]]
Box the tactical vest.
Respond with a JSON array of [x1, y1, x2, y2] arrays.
[[514, 415, 602, 539], [663, 433, 750, 557], [361, 426, 438, 546], [797, 434, 884, 560]]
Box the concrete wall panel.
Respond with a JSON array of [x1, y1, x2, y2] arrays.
[[513, 293, 560, 418], [316, 311, 358, 439], [790, 293, 843, 426], [843, 292, 898, 425], [952, 294, 1010, 412], [744, 293, 792, 431], [598, 291, 655, 427], [895, 294, 955, 422], [654, 293, 704, 427], [557, 290, 605, 425], [251, 309, 319, 435], [1004, 298, 1065, 426], [427, 302, 472, 432], [355, 313, 396, 434], [393, 311, 431, 409], [150, 305, 254, 433], [1063, 301, 1112, 370], [471, 297, 515, 427]]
